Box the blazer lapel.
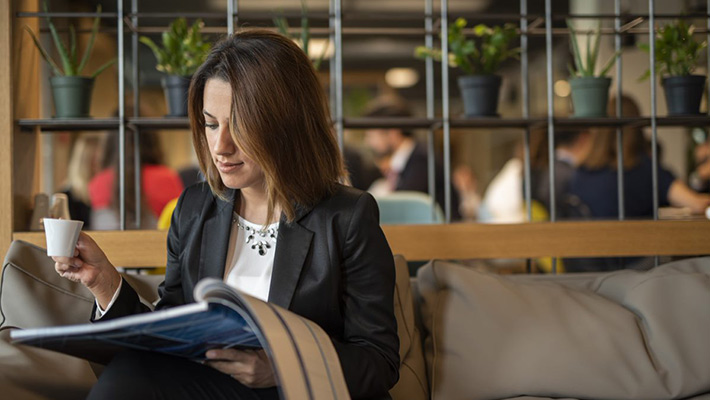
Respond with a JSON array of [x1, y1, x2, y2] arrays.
[[198, 189, 236, 282], [268, 208, 314, 309]]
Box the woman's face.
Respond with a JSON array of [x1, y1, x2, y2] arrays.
[[203, 78, 265, 191]]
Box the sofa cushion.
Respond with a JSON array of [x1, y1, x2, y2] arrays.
[[0, 240, 98, 399], [417, 257, 710, 400], [389, 255, 428, 400], [0, 240, 164, 400]]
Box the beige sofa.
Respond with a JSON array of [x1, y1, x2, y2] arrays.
[[2, 240, 710, 400]]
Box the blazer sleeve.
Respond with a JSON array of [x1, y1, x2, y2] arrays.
[[90, 188, 190, 321], [332, 192, 400, 399]]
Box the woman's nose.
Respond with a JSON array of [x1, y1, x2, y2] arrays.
[[213, 125, 236, 155]]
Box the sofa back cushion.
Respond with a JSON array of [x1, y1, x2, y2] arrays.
[[389, 255, 429, 400], [417, 257, 710, 400]]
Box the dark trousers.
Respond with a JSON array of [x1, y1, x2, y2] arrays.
[[87, 350, 280, 400]]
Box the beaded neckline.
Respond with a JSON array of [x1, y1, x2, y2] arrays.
[[232, 212, 278, 256]]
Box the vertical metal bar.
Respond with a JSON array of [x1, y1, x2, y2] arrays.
[[441, 0, 451, 223], [334, 0, 344, 151], [545, 0, 556, 273], [329, 0, 336, 121], [131, 0, 141, 228], [649, 0, 659, 267], [615, 0, 625, 221], [227, 0, 234, 35], [425, 0, 436, 221], [649, 0, 658, 221], [117, 0, 126, 230], [521, 0, 531, 223], [131, 0, 139, 118], [521, 0, 532, 273]]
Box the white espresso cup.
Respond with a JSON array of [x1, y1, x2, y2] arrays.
[[43, 218, 84, 257]]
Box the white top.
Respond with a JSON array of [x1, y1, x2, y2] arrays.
[[96, 214, 278, 318], [223, 214, 279, 301], [368, 138, 417, 197], [388, 137, 416, 176]]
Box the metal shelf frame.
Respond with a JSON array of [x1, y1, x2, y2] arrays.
[[14, 0, 710, 247]]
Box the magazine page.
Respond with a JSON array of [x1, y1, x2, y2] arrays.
[[10, 300, 261, 364], [203, 278, 350, 400]]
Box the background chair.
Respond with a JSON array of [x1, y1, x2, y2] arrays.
[[374, 191, 444, 225]]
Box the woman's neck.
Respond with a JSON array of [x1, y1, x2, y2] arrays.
[[237, 187, 279, 225]]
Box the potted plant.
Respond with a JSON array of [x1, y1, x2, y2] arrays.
[[639, 20, 707, 115], [416, 18, 519, 117], [140, 18, 211, 117], [566, 20, 619, 117], [24, 3, 115, 118], [273, 0, 329, 71]]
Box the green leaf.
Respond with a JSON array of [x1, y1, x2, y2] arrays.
[[69, 25, 77, 68], [43, 1, 73, 75], [585, 31, 592, 76], [273, 16, 290, 37], [567, 19, 585, 77], [598, 50, 620, 77], [90, 57, 116, 78], [24, 25, 63, 76], [589, 22, 602, 76], [77, 4, 102, 76]]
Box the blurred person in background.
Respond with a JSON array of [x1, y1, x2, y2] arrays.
[[689, 137, 710, 194], [363, 100, 461, 220], [565, 96, 710, 272], [89, 130, 184, 229], [59, 134, 104, 229], [452, 164, 481, 221], [529, 128, 592, 220]]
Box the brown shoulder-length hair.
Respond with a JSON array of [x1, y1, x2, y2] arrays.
[[188, 29, 346, 223], [581, 95, 648, 170]]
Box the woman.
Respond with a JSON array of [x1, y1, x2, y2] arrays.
[[569, 96, 710, 219], [52, 30, 400, 400], [89, 129, 184, 230]]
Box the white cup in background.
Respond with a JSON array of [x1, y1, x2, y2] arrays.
[[44, 218, 83, 257]]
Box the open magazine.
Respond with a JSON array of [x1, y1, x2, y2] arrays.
[[10, 278, 350, 400]]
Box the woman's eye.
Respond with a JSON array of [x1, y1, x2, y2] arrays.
[[205, 123, 218, 131]]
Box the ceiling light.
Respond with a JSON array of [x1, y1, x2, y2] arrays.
[[385, 68, 419, 88]]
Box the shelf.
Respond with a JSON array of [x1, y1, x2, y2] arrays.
[[128, 117, 190, 130], [18, 118, 120, 131], [18, 115, 710, 133], [343, 117, 439, 130], [451, 117, 541, 129]]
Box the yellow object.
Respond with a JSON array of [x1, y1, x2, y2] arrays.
[[529, 200, 566, 274], [147, 198, 179, 275], [157, 198, 179, 231]]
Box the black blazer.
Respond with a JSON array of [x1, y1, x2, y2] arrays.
[[98, 183, 400, 399]]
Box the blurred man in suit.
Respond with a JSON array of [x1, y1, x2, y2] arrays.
[[364, 101, 461, 220]]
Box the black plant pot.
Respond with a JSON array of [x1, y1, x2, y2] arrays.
[[662, 75, 706, 116], [162, 75, 192, 117], [457, 75, 502, 117]]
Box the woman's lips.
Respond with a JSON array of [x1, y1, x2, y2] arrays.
[[217, 161, 244, 173]]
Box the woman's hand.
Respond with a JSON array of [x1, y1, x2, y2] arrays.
[[52, 231, 121, 308], [204, 348, 276, 388]]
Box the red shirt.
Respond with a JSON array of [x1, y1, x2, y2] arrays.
[[88, 164, 184, 217]]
